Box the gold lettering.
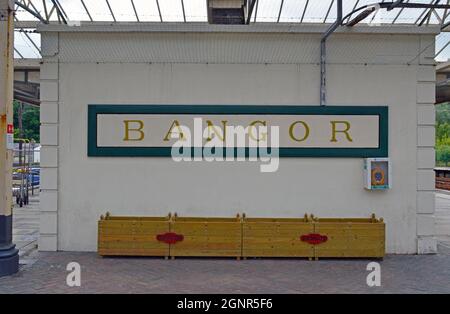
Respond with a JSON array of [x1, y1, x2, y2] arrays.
[[330, 121, 353, 142], [164, 120, 185, 141], [123, 120, 145, 141], [289, 121, 310, 142], [206, 120, 227, 142], [248, 120, 267, 142]]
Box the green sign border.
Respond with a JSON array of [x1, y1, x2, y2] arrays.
[[87, 105, 388, 158]]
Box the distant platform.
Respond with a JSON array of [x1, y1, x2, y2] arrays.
[[435, 167, 450, 172]]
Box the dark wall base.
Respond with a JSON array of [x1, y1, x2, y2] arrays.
[[0, 214, 12, 244], [0, 214, 19, 276], [0, 245, 19, 277]]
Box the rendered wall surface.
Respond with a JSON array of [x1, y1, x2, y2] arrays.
[[38, 25, 437, 253]]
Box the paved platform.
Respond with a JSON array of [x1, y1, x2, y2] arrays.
[[0, 248, 449, 293], [12, 193, 39, 259], [436, 192, 450, 248], [1, 192, 449, 294]]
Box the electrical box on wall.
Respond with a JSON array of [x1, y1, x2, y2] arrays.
[[364, 158, 391, 190]]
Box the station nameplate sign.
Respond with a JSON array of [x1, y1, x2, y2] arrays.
[[88, 105, 388, 157]]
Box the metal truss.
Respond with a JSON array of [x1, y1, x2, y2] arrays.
[[14, 0, 450, 28], [12, 0, 450, 59]]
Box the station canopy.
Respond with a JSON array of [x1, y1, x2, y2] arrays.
[[12, 0, 450, 60]]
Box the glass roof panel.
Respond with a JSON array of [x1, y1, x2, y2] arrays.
[[436, 32, 450, 61], [107, 0, 138, 22], [306, 0, 334, 23], [58, 0, 90, 22], [132, 0, 161, 22], [249, 0, 258, 22], [343, 0, 374, 21], [279, 0, 308, 23], [15, 2, 40, 21], [376, 1, 422, 24], [45, 0, 61, 22], [14, 31, 41, 58], [24, 0, 47, 20], [81, 0, 115, 21], [325, 0, 360, 22], [184, 0, 208, 22], [256, 0, 282, 23], [12, 0, 450, 59], [14, 0, 450, 25], [159, 0, 184, 22]]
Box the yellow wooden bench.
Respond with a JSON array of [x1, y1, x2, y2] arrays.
[[170, 214, 242, 258], [311, 215, 385, 259], [98, 213, 385, 259], [98, 212, 171, 257], [242, 214, 314, 258]]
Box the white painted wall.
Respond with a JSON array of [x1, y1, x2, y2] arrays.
[[38, 24, 437, 253]]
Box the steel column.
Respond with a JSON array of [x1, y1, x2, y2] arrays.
[[320, 0, 342, 106], [0, 0, 19, 277]]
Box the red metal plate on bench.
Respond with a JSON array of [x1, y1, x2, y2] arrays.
[[156, 232, 184, 244], [300, 233, 328, 245]]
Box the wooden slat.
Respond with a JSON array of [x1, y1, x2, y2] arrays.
[[242, 219, 314, 258], [98, 219, 170, 257], [170, 218, 241, 257], [314, 222, 385, 258]]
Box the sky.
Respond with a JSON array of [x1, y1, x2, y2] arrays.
[[12, 0, 450, 61]]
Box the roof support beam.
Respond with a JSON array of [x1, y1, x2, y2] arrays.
[[300, 0, 309, 23], [156, 0, 162, 22], [14, 93, 40, 107], [323, 0, 335, 23], [419, 0, 441, 26], [19, 29, 40, 54], [431, 7, 443, 24], [441, 0, 450, 27], [15, 22, 40, 54], [14, 20, 38, 28], [42, 0, 49, 21], [343, 0, 450, 26], [54, 0, 68, 19], [131, 0, 139, 22], [246, 0, 257, 24], [25, 0, 43, 19], [14, 0, 47, 23], [181, 0, 186, 23], [415, 0, 434, 24], [105, 0, 116, 22], [80, 0, 93, 22], [50, 0, 67, 24], [47, 3, 57, 22], [14, 47, 23, 58], [388, 0, 404, 10], [441, 14, 450, 28], [392, 0, 409, 24], [436, 38, 450, 57], [277, 0, 284, 23]]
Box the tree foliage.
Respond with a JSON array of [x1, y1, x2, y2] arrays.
[[13, 100, 40, 142], [436, 103, 450, 166]]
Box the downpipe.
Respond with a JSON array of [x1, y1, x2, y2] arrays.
[[320, 0, 343, 106]]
